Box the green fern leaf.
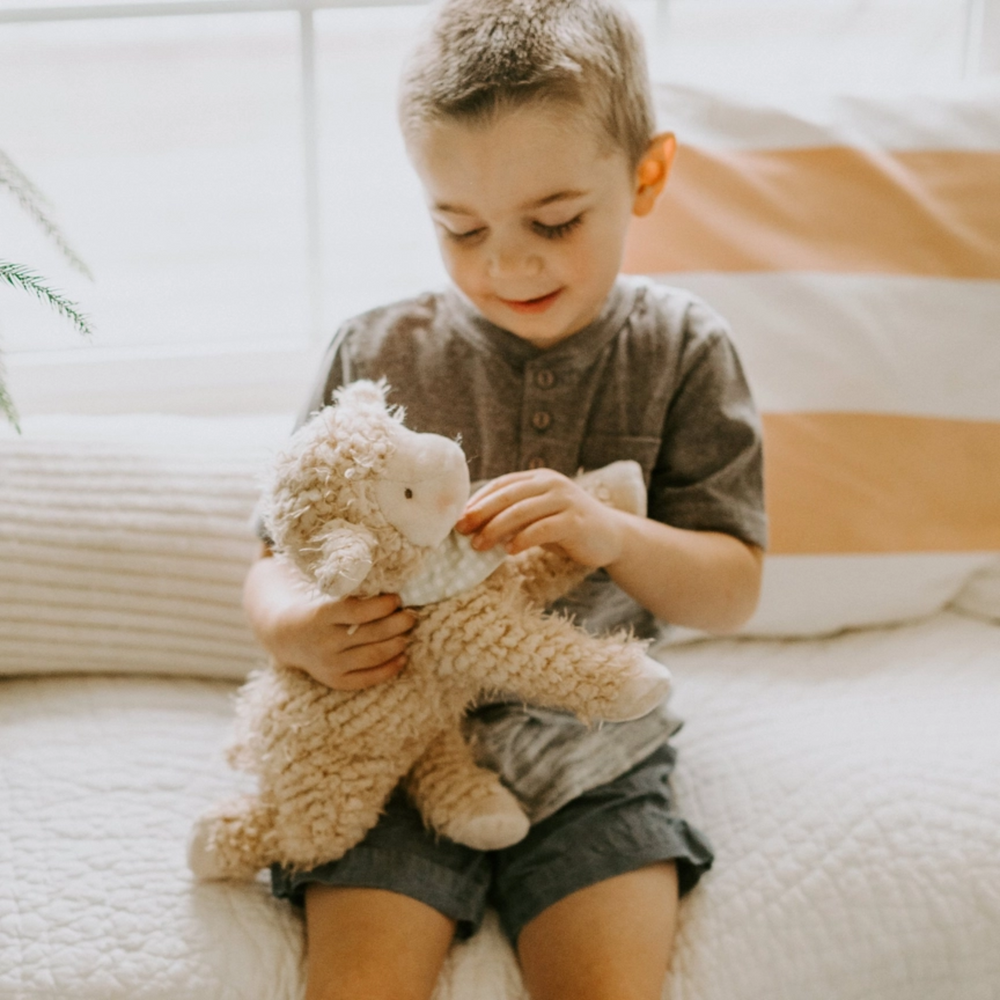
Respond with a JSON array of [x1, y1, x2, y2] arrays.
[[0, 259, 94, 339], [0, 151, 94, 280], [0, 351, 19, 432]]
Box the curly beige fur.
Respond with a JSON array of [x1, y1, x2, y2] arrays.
[[188, 380, 670, 880]]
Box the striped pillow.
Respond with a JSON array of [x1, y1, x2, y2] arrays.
[[626, 82, 1000, 636], [0, 414, 289, 678]]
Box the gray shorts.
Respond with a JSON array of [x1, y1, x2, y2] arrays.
[[270, 743, 713, 946]]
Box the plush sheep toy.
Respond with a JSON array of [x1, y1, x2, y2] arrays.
[[188, 379, 671, 880]]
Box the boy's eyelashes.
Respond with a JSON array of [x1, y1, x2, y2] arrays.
[[533, 215, 584, 240], [440, 214, 585, 244], [443, 225, 486, 244]]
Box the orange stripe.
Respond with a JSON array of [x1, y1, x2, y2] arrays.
[[763, 413, 1000, 554], [624, 146, 1000, 278]]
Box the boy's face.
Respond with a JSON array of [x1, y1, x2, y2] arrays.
[[409, 104, 657, 349]]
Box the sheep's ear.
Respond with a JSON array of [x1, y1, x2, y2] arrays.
[[313, 521, 376, 599], [335, 378, 389, 412], [574, 460, 647, 517]]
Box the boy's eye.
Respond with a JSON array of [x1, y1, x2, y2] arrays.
[[533, 214, 584, 240], [443, 226, 486, 244]]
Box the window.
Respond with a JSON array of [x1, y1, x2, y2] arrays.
[[1, 0, 995, 415], [2, 12, 308, 357]]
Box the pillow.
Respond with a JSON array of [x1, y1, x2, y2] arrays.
[[626, 81, 1000, 636], [952, 555, 1000, 624], [0, 413, 291, 679]]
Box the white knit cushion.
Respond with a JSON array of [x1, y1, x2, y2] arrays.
[[628, 81, 1000, 636], [0, 413, 291, 679]]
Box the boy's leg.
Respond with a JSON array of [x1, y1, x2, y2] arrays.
[[304, 885, 455, 1000], [271, 787, 492, 1000], [517, 862, 678, 1000], [491, 744, 713, 1000]]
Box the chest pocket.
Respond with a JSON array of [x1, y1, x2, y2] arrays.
[[578, 435, 661, 487]]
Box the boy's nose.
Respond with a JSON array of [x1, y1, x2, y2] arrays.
[[487, 240, 542, 280]]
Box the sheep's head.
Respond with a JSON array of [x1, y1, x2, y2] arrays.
[[262, 379, 470, 598]]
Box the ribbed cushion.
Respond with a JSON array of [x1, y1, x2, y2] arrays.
[[0, 414, 290, 678], [626, 81, 1000, 636]]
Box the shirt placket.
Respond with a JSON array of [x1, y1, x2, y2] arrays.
[[519, 360, 576, 473]]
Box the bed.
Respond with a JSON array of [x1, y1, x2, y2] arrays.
[[2, 81, 998, 999]]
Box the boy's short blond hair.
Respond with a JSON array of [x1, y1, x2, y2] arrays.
[[399, 0, 655, 169]]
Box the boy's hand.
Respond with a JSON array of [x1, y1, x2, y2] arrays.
[[244, 552, 415, 691], [455, 469, 626, 568], [273, 593, 416, 690]]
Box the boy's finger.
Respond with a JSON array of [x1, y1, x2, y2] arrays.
[[468, 494, 545, 542], [342, 644, 409, 686], [340, 609, 416, 650], [467, 469, 535, 503], [470, 494, 562, 549], [460, 478, 549, 532], [502, 513, 564, 555], [335, 593, 402, 627], [320, 657, 406, 692]]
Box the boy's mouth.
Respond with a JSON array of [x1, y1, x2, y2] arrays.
[[498, 289, 563, 314]]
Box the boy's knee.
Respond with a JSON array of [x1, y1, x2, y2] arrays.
[[304, 885, 456, 1000], [306, 973, 436, 1000]]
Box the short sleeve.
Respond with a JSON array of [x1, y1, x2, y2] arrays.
[[649, 321, 768, 550], [294, 324, 352, 428], [254, 325, 352, 545]]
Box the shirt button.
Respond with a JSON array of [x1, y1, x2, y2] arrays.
[[527, 457, 547, 470], [531, 411, 551, 431], [535, 369, 555, 389]]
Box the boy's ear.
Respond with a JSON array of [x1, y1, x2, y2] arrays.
[[632, 132, 677, 217]]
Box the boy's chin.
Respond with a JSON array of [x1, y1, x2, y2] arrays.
[[481, 298, 597, 348]]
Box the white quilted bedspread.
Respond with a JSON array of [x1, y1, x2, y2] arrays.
[[2, 610, 999, 1000]]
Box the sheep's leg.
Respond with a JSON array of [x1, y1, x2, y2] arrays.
[[475, 611, 671, 725], [405, 728, 529, 850], [509, 545, 592, 608], [270, 756, 406, 872], [188, 794, 278, 881]]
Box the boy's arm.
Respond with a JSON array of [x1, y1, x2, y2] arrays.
[[457, 471, 762, 634], [243, 545, 415, 689], [602, 512, 762, 633], [243, 320, 423, 689]]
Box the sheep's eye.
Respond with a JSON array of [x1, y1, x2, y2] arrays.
[[404, 488, 414, 499]]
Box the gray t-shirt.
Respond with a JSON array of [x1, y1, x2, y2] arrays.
[[288, 275, 767, 821]]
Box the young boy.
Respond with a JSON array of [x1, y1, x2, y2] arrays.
[[244, 1, 766, 997]]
